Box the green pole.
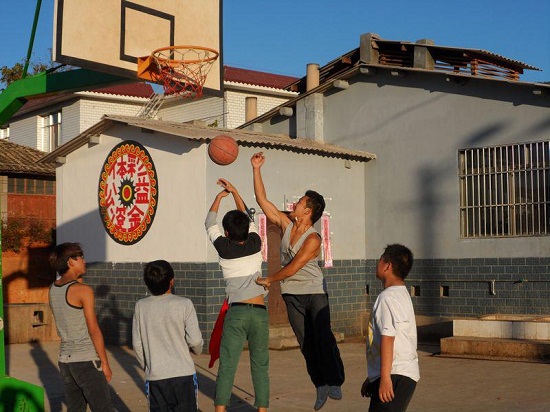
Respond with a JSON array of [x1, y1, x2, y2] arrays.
[[22, 0, 43, 79]]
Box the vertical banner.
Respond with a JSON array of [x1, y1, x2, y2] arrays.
[[321, 214, 333, 268], [258, 214, 268, 262]]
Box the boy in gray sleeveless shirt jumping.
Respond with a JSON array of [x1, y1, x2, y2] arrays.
[[251, 153, 345, 411]]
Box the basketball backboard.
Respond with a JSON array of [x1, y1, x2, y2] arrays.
[[53, 0, 222, 94]]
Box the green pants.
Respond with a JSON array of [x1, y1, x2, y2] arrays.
[[215, 304, 270, 408]]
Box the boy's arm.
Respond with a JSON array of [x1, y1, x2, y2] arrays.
[[218, 178, 246, 212], [378, 335, 395, 403], [251, 152, 290, 228], [78, 284, 113, 382], [185, 303, 204, 355], [206, 190, 230, 243], [256, 233, 320, 286], [132, 304, 145, 369], [209, 190, 230, 213]]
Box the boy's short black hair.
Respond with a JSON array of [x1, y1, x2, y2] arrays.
[[49, 242, 84, 276], [143, 260, 174, 296], [381, 244, 414, 280], [305, 190, 325, 224], [222, 210, 250, 242]]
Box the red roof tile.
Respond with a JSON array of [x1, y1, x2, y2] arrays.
[[91, 82, 154, 97], [224, 66, 298, 89]]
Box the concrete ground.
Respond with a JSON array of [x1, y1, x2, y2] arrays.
[[6, 339, 550, 412]]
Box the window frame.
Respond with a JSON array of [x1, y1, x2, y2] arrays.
[[42, 111, 62, 151], [458, 141, 550, 238]]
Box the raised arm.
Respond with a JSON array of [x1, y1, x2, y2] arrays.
[[251, 152, 289, 227], [217, 178, 246, 212], [209, 188, 230, 213]]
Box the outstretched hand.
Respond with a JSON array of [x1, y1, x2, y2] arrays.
[[251, 152, 265, 169], [217, 178, 237, 193]]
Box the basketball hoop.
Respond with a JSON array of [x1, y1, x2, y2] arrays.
[[137, 45, 219, 99]]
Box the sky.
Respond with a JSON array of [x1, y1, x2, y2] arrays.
[[1, 0, 549, 83]]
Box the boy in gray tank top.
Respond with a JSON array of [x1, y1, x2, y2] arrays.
[[251, 153, 345, 411], [49, 243, 113, 412]]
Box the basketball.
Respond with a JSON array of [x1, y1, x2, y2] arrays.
[[208, 135, 239, 166]]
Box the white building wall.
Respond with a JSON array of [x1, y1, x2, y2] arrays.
[[61, 101, 81, 145], [8, 96, 146, 151], [78, 98, 145, 132], [55, 124, 366, 262], [322, 72, 550, 260], [157, 96, 224, 126], [10, 116, 40, 150], [56, 125, 208, 263], [225, 88, 296, 129]]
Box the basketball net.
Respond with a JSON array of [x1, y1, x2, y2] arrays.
[[142, 46, 219, 99]]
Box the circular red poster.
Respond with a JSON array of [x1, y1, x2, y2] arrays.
[[98, 141, 158, 245]]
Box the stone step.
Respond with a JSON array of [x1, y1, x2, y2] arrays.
[[267, 324, 344, 350], [440, 336, 550, 363]]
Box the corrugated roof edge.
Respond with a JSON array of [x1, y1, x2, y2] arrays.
[[38, 115, 376, 164], [242, 64, 550, 130]]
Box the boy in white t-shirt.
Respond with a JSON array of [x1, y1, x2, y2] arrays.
[[361, 244, 419, 412]]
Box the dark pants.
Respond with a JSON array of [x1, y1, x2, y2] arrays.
[[58, 360, 113, 412], [368, 375, 417, 412], [282, 293, 345, 387], [148, 375, 198, 412]]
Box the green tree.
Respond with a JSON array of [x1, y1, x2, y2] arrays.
[[0, 56, 55, 89]]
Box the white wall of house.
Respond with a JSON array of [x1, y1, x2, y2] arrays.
[[10, 116, 40, 150], [157, 85, 296, 129], [55, 124, 367, 263], [61, 101, 81, 146], [224, 86, 297, 129], [77, 96, 145, 132], [204, 147, 367, 262], [8, 95, 147, 152], [157, 96, 224, 125], [56, 124, 207, 263], [258, 69, 550, 260]]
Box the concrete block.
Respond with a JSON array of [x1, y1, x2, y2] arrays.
[[536, 322, 549, 340], [524, 322, 538, 340], [512, 321, 526, 339], [501, 321, 514, 338], [440, 336, 550, 362]]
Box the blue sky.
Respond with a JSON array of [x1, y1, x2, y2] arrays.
[[2, 0, 549, 83]]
